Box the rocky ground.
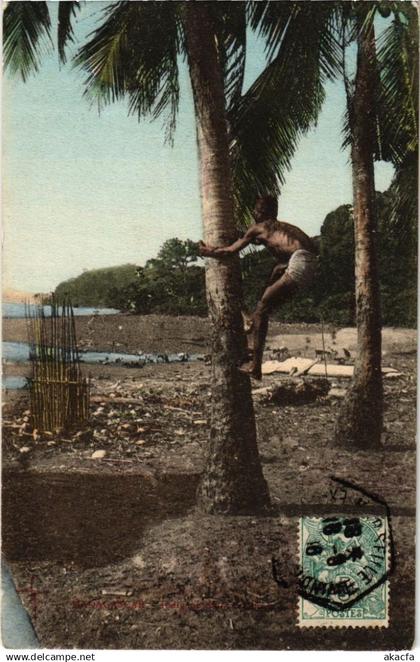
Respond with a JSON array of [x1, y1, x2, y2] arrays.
[[1, 316, 416, 650]]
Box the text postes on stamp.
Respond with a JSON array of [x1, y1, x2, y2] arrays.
[[298, 515, 389, 628]]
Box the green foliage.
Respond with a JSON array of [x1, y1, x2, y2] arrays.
[[57, 1, 81, 64], [317, 204, 355, 297], [241, 188, 415, 327], [74, 1, 181, 143], [55, 264, 138, 308], [54, 187, 416, 326], [381, 286, 417, 327], [230, 2, 342, 226], [311, 190, 416, 327], [54, 239, 207, 316], [3, 0, 82, 79], [376, 8, 418, 165], [3, 1, 52, 81], [126, 238, 207, 316]]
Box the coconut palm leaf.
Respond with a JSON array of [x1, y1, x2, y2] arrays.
[[376, 11, 418, 165], [58, 1, 82, 64], [341, 4, 418, 164], [249, 0, 343, 78], [74, 1, 181, 143], [375, 7, 418, 235], [389, 151, 418, 238], [211, 1, 247, 114], [247, 1, 298, 63], [3, 0, 52, 81], [230, 1, 343, 224], [340, 7, 386, 161]]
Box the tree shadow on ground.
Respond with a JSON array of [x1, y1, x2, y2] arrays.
[[2, 469, 200, 568]]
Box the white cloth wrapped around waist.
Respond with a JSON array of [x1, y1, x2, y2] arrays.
[[285, 249, 318, 289]]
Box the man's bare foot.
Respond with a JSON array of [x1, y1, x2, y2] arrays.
[[238, 361, 262, 381]]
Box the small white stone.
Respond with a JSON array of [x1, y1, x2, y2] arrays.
[[19, 446, 31, 454], [91, 450, 107, 459], [132, 554, 146, 569]]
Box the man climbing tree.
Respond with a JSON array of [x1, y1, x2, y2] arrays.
[[199, 195, 318, 379]]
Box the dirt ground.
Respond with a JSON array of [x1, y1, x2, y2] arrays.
[[3, 314, 339, 355], [1, 316, 416, 650]]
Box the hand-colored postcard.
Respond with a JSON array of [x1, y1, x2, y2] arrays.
[[1, 0, 417, 654]]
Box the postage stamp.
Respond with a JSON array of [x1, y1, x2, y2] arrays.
[[298, 516, 389, 627]]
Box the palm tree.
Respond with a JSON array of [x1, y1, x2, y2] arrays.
[[334, 2, 418, 448], [5, 0, 340, 513], [180, 2, 339, 508], [182, 3, 273, 512], [234, 1, 417, 450], [4, 0, 268, 513], [334, 7, 383, 448], [9, 1, 411, 494]]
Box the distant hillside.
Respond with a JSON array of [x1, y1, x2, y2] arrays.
[[55, 264, 138, 308]]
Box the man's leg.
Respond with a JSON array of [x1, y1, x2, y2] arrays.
[[248, 301, 269, 379], [243, 263, 287, 336], [240, 273, 298, 379], [266, 263, 288, 286]]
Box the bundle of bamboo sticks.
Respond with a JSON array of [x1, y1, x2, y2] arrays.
[[25, 295, 90, 434]]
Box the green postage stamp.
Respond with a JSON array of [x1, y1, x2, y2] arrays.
[[298, 516, 389, 628]]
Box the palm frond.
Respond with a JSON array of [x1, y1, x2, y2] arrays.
[[340, 6, 393, 161], [74, 1, 181, 142], [248, 1, 343, 77], [339, 6, 381, 154], [211, 2, 247, 115], [385, 150, 418, 242], [340, 14, 356, 153], [230, 2, 342, 225], [247, 1, 297, 62], [3, 0, 52, 81], [58, 1, 82, 64], [341, 3, 418, 243], [376, 11, 418, 165]]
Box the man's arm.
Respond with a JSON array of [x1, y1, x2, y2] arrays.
[[199, 225, 259, 258]]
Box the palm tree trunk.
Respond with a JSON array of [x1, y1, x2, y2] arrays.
[[335, 19, 383, 448], [184, 2, 270, 513]]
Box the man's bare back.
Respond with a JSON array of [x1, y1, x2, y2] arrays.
[[248, 219, 316, 261], [199, 195, 317, 379]]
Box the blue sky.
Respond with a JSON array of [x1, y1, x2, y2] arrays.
[[2, 1, 394, 293]]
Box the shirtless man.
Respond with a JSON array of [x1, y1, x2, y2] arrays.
[[199, 195, 317, 380]]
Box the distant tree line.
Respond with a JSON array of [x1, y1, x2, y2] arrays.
[[55, 188, 416, 327], [55, 264, 138, 310]]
